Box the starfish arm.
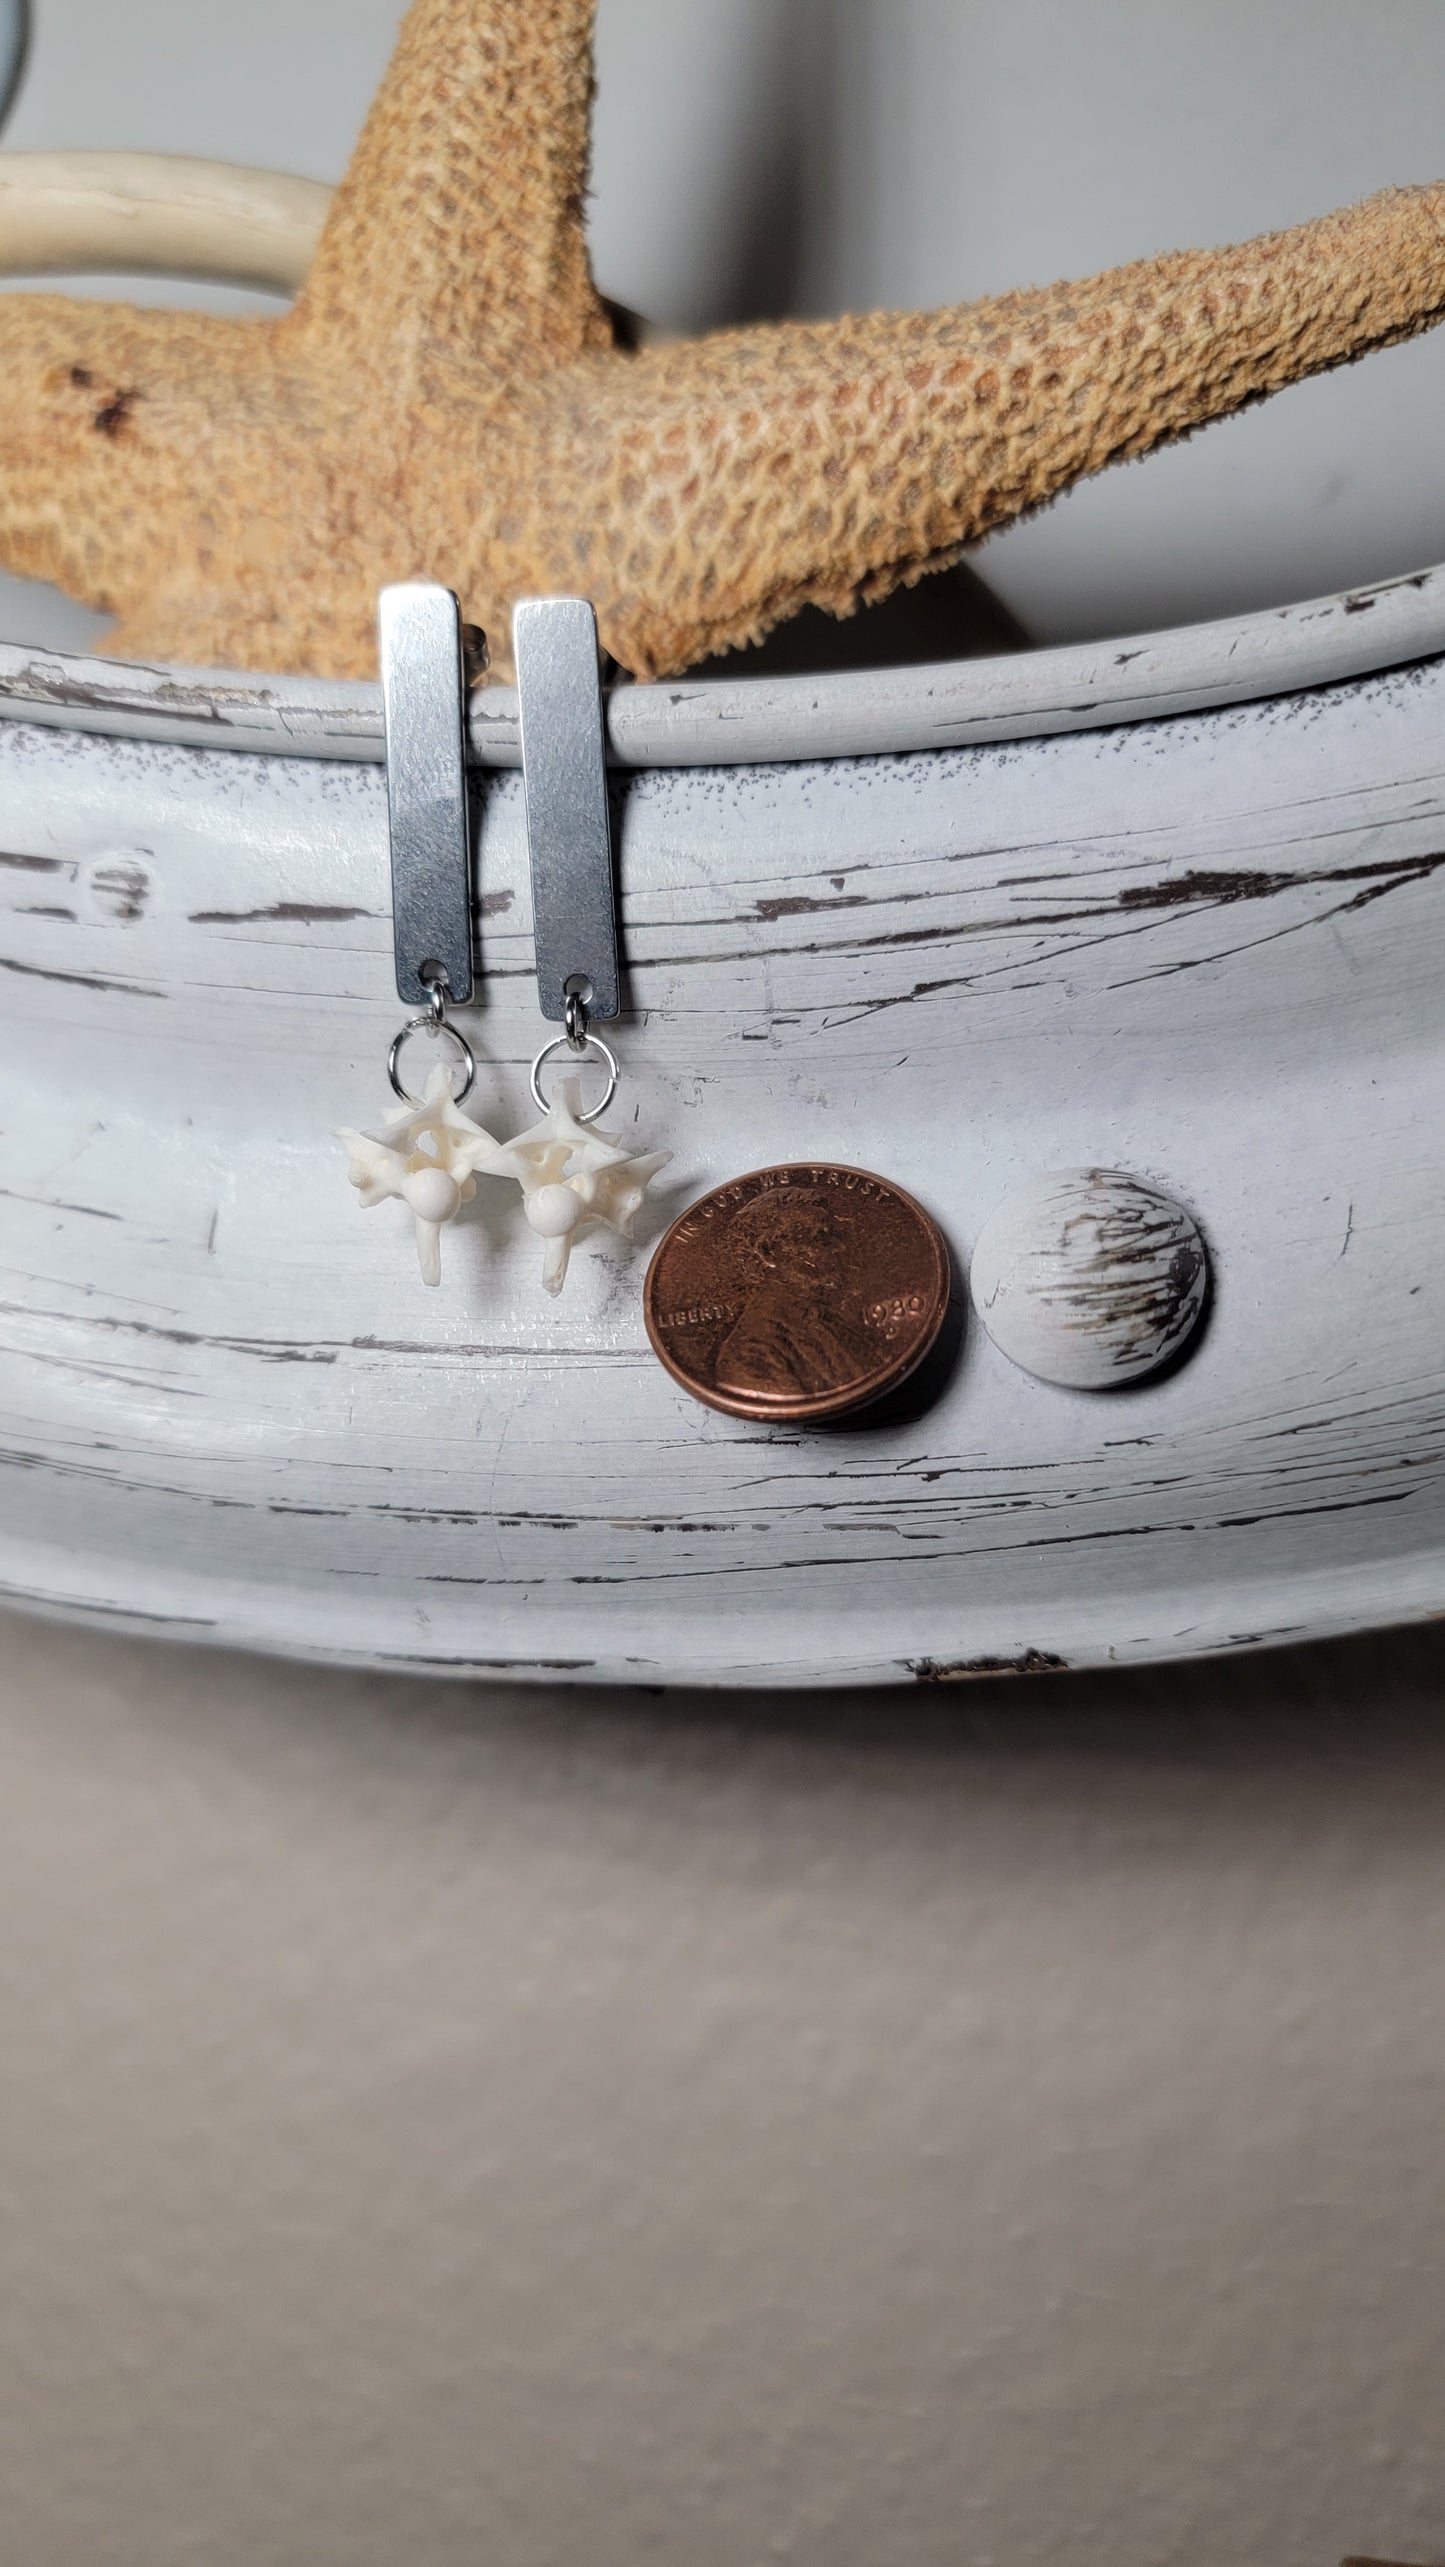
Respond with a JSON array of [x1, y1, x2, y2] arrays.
[[289, 0, 611, 378], [0, 293, 268, 622], [545, 184, 1445, 676]]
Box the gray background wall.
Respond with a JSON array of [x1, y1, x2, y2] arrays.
[[1, 8, 1443, 2563]]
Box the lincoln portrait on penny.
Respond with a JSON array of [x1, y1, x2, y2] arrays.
[[712, 1190, 867, 1403]]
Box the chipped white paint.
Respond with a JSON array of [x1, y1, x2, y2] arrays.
[[1, 599, 1444, 1683], [969, 1168, 1209, 1391]]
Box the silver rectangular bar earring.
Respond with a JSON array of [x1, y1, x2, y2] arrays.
[[488, 596, 671, 1297]]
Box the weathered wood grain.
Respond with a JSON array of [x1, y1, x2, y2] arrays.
[[1, 631, 1443, 1681], [969, 1169, 1209, 1389], [1, 559, 1443, 768]]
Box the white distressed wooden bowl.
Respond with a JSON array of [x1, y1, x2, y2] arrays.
[[0, 122, 1438, 1684], [3, 561, 1442, 1684]]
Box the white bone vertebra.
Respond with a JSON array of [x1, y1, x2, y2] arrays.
[[483, 1079, 671, 1296], [338, 1065, 499, 1287]]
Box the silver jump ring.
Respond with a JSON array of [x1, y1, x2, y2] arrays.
[[564, 988, 590, 1051], [421, 975, 449, 1032], [388, 1014, 476, 1106], [530, 1029, 619, 1123]]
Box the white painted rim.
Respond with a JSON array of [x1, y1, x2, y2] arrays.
[[1, 559, 1440, 769]]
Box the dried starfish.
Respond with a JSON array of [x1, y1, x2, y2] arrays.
[[3, 0, 1445, 680]]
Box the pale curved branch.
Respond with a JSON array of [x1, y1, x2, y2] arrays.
[[0, 149, 667, 343], [0, 152, 329, 294]]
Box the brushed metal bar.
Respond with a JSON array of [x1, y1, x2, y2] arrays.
[[513, 596, 619, 1023], [378, 581, 473, 1006]]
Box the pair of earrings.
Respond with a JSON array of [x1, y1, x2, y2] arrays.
[[341, 591, 1212, 1418], [339, 587, 669, 1296], [339, 1049, 669, 1295]]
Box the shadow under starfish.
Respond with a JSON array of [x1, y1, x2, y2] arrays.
[[1, 0, 1443, 683]]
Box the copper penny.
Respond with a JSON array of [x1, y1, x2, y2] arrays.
[[644, 1163, 952, 1422]]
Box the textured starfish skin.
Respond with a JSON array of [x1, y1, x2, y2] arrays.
[[2, 0, 1444, 679]]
